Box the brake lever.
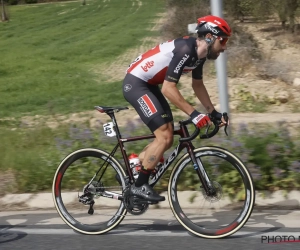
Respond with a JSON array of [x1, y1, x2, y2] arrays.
[[204, 120, 211, 136], [223, 112, 229, 136]]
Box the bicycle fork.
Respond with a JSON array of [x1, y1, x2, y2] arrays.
[[189, 151, 217, 196]]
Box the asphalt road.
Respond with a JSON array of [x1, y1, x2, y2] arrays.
[[1, 208, 300, 250]]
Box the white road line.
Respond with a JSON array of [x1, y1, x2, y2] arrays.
[[2, 228, 300, 239]]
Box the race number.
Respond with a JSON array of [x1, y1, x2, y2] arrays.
[[103, 122, 116, 137]]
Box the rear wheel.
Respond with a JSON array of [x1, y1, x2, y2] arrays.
[[52, 148, 127, 235], [168, 146, 255, 238]]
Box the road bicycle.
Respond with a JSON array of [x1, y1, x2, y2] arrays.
[[52, 105, 255, 239]]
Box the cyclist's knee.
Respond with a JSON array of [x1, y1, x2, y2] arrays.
[[154, 124, 173, 149], [165, 136, 173, 149]]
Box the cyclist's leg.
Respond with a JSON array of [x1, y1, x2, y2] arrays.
[[123, 74, 174, 169], [123, 74, 173, 201], [133, 122, 172, 201], [140, 122, 173, 166], [138, 85, 174, 168]]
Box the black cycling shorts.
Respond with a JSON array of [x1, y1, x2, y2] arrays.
[[122, 73, 173, 133]]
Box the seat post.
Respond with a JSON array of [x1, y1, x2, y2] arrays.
[[107, 112, 122, 140]]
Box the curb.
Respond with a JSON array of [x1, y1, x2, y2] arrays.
[[1, 190, 300, 211]]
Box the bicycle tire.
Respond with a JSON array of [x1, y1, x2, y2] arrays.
[[168, 146, 255, 238], [52, 148, 127, 235]]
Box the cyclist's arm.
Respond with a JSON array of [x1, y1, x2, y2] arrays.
[[192, 78, 215, 114], [191, 58, 215, 114], [161, 80, 194, 116], [162, 39, 195, 115]]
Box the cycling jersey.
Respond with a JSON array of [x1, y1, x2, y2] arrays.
[[126, 36, 206, 85]]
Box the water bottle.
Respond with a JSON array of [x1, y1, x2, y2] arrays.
[[129, 153, 164, 179], [128, 153, 141, 179]]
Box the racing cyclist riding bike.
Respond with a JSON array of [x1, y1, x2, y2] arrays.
[[122, 15, 231, 202]]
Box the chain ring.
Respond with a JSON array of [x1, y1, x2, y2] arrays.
[[201, 181, 223, 203], [122, 187, 149, 215]]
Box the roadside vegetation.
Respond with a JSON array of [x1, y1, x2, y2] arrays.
[[1, 116, 300, 194]]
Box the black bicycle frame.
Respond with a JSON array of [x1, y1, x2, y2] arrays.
[[103, 111, 213, 193]]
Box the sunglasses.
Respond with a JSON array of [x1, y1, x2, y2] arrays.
[[213, 35, 229, 45]]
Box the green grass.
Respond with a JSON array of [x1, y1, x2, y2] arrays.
[[0, 0, 165, 118], [0, 125, 62, 192], [0, 0, 166, 194]]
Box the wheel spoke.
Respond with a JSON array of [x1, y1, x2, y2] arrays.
[[53, 149, 127, 234], [168, 147, 255, 238]]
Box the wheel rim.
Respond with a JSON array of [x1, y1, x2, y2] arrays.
[[168, 147, 255, 238], [53, 149, 127, 234]]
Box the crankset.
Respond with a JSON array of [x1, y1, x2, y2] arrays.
[[123, 187, 152, 215]]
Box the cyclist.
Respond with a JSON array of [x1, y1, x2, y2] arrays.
[[122, 15, 231, 202]]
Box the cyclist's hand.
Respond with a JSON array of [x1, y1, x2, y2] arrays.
[[210, 109, 229, 127], [190, 110, 211, 129]]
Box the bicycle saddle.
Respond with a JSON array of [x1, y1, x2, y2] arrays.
[[95, 106, 129, 113]]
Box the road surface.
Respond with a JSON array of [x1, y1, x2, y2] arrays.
[[1, 208, 300, 250]]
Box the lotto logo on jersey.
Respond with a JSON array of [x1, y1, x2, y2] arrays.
[[141, 61, 154, 72], [174, 54, 189, 74], [137, 94, 157, 117]]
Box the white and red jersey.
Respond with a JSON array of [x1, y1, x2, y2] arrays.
[[126, 36, 206, 85]]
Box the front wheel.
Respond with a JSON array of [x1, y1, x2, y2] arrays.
[[52, 148, 127, 235], [168, 146, 255, 239]]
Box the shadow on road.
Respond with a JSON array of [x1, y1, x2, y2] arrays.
[[0, 208, 297, 239], [0, 225, 27, 244], [108, 208, 293, 239]]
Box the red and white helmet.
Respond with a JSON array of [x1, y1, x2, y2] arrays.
[[196, 15, 231, 37]]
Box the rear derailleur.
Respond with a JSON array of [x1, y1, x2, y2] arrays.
[[78, 181, 104, 215]]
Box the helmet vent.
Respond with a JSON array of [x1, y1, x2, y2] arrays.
[[222, 26, 229, 33]]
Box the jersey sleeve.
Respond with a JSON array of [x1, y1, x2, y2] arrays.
[[192, 59, 206, 80], [164, 39, 194, 84]]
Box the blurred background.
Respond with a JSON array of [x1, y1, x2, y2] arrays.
[[0, 0, 300, 196]]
